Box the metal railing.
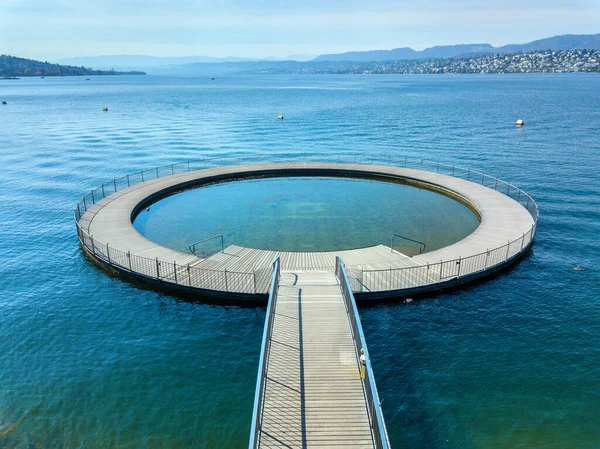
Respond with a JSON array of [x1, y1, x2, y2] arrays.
[[75, 222, 273, 294], [248, 257, 281, 449], [351, 221, 536, 294], [74, 154, 538, 296], [74, 154, 538, 226], [189, 234, 224, 256], [335, 256, 390, 449], [391, 232, 426, 255]]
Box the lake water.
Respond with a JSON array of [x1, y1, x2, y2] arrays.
[[133, 176, 479, 253], [0, 74, 599, 448]]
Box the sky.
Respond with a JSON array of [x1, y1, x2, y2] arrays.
[[1, 0, 599, 61]]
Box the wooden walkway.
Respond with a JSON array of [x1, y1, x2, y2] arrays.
[[259, 271, 374, 448]]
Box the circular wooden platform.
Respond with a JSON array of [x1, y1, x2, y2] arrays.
[[75, 160, 538, 301]]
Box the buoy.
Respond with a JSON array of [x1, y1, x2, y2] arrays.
[[2, 101, 6, 105], [278, 115, 284, 120], [573, 266, 583, 271], [516, 119, 524, 126], [103, 107, 108, 112], [146, 207, 150, 212]]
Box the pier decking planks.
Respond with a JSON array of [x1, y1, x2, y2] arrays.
[[259, 271, 375, 448]]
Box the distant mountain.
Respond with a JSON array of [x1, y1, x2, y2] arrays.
[[155, 48, 599, 76], [313, 34, 600, 62], [263, 54, 317, 62], [0, 55, 145, 77], [59, 54, 316, 72], [314, 44, 494, 62], [58, 55, 261, 71], [496, 34, 600, 53]]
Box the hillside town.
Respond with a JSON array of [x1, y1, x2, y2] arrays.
[[252, 49, 600, 75]]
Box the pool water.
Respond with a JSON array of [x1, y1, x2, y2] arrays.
[[133, 176, 480, 254]]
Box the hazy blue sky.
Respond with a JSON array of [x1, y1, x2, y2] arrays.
[[1, 0, 599, 60]]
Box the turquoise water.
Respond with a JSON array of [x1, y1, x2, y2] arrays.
[[1, 74, 599, 448], [133, 177, 479, 253]]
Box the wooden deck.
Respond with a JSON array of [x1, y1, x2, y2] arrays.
[[197, 244, 418, 272], [259, 271, 374, 448]]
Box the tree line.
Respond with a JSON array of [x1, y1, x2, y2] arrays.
[[0, 55, 145, 77]]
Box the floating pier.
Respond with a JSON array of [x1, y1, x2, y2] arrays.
[[249, 258, 389, 448], [75, 157, 538, 301]]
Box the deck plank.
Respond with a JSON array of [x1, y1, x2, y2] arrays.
[[258, 271, 374, 449]]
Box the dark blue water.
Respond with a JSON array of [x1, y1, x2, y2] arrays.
[[133, 177, 479, 253], [1, 74, 599, 448]]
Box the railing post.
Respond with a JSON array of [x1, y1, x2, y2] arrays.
[[517, 190, 521, 203], [101, 184, 105, 198], [156, 167, 159, 178], [171, 164, 174, 175], [506, 241, 510, 259], [436, 162, 439, 173], [83, 196, 87, 211], [77, 203, 81, 220], [127, 250, 131, 270], [91, 189, 95, 203], [481, 173, 484, 184], [174, 261, 178, 284], [521, 233, 525, 250], [495, 178, 498, 190], [526, 196, 530, 210], [360, 269, 364, 292], [225, 269, 228, 291], [114, 179, 117, 192], [156, 257, 160, 279], [507, 183, 510, 195], [127, 174, 130, 187], [141, 171, 144, 182], [457, 257, 461, 276], [404, 156, 407, 167], [253, 271, 257, 294], [91, 235, 96, 255], [439, 261, 443, 281], [107, 243, 111, 264], [485, 250, 489, 268], [187, 264, 191, 287]]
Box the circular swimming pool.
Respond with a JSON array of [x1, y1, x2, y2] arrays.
[[134, 176, 480, 254]]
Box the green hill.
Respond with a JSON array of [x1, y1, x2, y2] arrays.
[[0, 55, 145, 77]]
